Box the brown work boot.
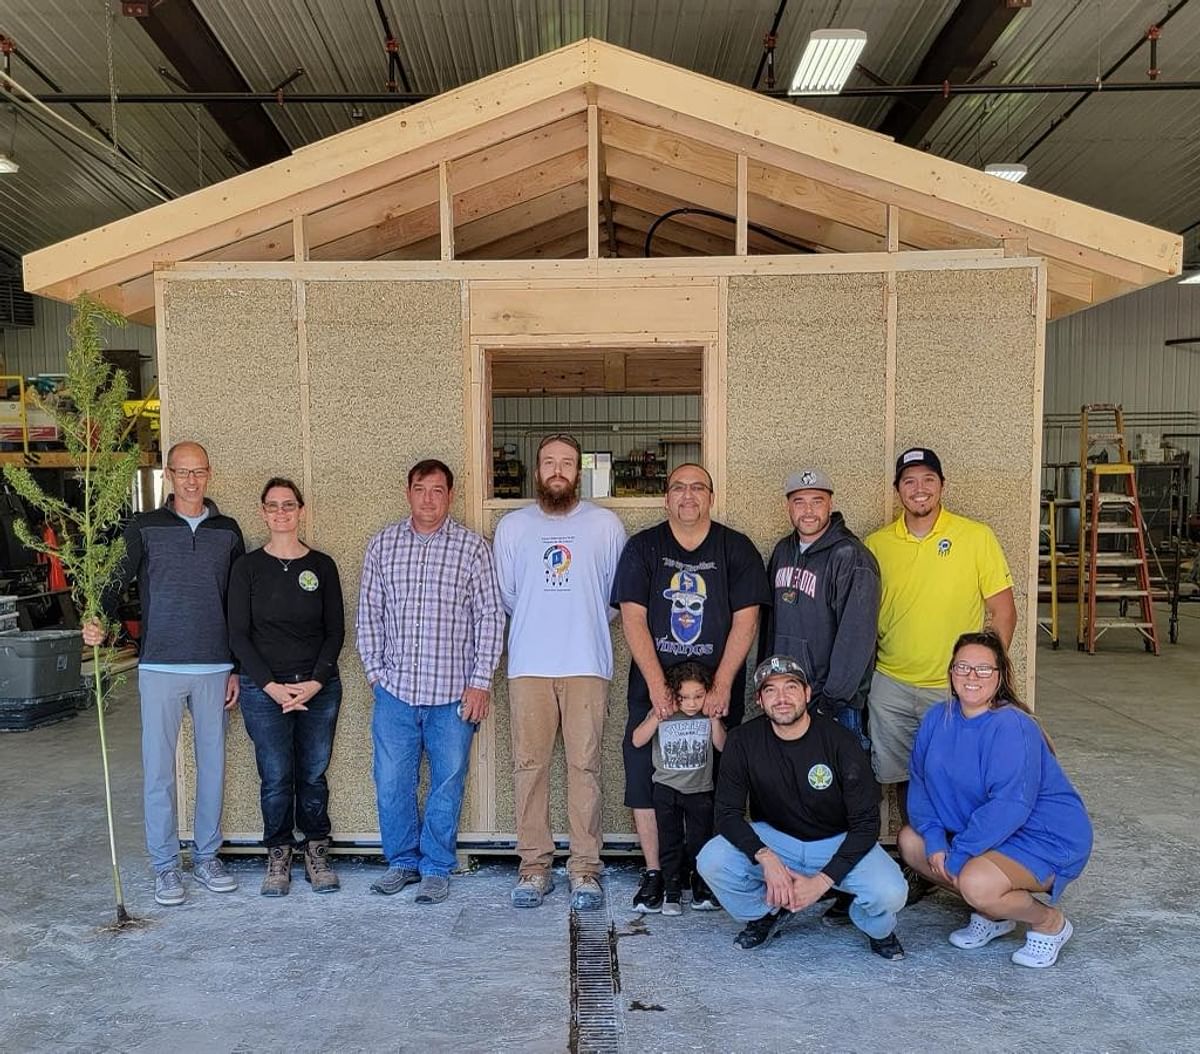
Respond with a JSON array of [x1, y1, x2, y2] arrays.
[[303, 838, 340, 894], [260, 845, 292, 897]]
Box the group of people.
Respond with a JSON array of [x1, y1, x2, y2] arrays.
[[83, 433, 1093, 971]]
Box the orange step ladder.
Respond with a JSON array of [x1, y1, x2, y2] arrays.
[[1076, 404, 1160, 654]]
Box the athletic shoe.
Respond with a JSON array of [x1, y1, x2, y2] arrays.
[[1011, 917, 1074, 968], [869, 932, 906, 961], [154, 867, 186, 906], [193, 857, 238, 893], [632, 868, 664, 913], [569, 874, 604, 911], [511, 871, 555, 908], [689, 875, 720, 911], [734, 909, 790, 950], [662, 892, 682, 916], [949, 912, 1017, 950], [371, 867, 420, 895]]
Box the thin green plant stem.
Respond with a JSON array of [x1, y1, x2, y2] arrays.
[[92, 644, 128, 922]]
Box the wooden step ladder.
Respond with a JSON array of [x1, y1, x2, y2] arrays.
[[1076, 404, 1160, 654]]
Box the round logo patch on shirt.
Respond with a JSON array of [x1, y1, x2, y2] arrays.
[[297, 569, 319, 592], [807, 763, 833, 790], [937, 538, 952, 557]]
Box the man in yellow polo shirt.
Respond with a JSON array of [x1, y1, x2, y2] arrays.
[[865, 447, 1016, 828]]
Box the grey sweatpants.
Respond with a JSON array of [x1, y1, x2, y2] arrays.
[[138, 668, 229, 872]]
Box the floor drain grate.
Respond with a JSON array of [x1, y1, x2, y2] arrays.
[[569, 899, 624, 1054]]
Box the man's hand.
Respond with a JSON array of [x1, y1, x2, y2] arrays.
[[225, 673, 241, 711], [649, 678, 676, 720], [284, 680, 324, 713], [757, 849, 796, 910], [928, 850, 954, 887], [81, 619, 107, 648], [461, 686, 491, 723], [788, 872, 834, 912], [704, 678, 732, 718]]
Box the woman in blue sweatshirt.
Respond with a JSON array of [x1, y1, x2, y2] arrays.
[[898, 630, 1092, 968]]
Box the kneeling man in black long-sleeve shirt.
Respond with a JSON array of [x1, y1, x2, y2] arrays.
[[697, 655, 907, 959]]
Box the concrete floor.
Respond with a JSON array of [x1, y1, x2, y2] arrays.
[[2, 603, 1198, 1053]]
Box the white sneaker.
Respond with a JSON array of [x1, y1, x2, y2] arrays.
[[1011, 917, 1074, 968], [949, 912, 1016, 949]]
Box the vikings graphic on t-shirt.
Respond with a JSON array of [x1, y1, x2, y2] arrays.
[[656, 569, 714, 657], [543, 543, 572, 588]]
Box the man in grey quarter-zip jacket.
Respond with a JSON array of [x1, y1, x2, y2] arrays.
[[84, 441, 245, 906], [763, 469, 880, 745]]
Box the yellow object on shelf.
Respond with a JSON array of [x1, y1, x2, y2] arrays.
[[122, 398, 160, 432]]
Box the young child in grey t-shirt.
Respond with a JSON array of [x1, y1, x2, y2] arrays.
[[631, 660, 727, 915]]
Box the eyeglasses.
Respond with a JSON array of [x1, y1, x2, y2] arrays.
[[167, 467, 210, 480], [950, 662, 999, 678], [667, 482, 711, 495], [263, 501, 300, 513]]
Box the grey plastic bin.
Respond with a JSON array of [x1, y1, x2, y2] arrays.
[[0, 630, 83, 699]]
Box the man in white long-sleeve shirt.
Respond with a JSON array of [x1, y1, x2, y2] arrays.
[[493, 433, 627, 911]]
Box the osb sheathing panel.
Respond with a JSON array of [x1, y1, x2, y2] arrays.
[[171, 278, 469, 839], [726, 274, 888, 551], [485, 504, 663, 839], [895, 267, 1039, 697]]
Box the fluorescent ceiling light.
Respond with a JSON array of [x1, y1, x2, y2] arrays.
[[0, 153, 18, 175], [984, 162, 1028, 183], [1179, 273, 1200, 284], [789, 29, 868, 95]]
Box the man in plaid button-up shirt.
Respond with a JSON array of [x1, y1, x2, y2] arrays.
[[357, 458, 504, 903]]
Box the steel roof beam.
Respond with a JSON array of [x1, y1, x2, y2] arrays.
[[131, 0, 290, 167], [876, 0, 1029, 147]]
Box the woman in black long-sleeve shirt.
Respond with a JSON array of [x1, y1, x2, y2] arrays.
[[228, 477, 344, 897]]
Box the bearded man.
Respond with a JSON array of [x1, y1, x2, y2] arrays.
[[493, 433, 627, 911]]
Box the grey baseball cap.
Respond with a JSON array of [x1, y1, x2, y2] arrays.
[[753, 655, 810, 693], [784, 468, 834, 496]]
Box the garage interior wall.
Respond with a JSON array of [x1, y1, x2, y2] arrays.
[[164, 262, 1042, 846]]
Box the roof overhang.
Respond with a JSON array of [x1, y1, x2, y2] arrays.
[[22, 39, 1182, 322]]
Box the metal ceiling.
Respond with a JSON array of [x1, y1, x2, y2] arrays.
[[0, 0, 1197, 265]]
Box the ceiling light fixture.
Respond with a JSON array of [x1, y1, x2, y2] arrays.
[[789, 29, 868, 95], [984, 162, 1028, 183], [0, 153, 18, 175]]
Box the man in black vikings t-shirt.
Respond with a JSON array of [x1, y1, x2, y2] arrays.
[[612, 462, 770, 913], [697, 655, 907, 960]]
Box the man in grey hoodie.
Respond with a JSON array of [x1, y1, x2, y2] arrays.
[[763, 469, 880, 748]]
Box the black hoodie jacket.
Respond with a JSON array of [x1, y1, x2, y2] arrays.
[[763, 512, 880, 710]]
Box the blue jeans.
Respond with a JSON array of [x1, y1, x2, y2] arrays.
[[697, 821, 906, 939], [239, 676, 342, 846], [371, 684, 477, 877]]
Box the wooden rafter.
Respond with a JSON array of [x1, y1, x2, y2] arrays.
[[21, 38, 1181, 320]]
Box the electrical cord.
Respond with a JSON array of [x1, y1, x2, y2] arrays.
[[643, 207, 814, 256]]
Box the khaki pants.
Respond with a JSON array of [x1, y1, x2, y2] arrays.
[[510, 676, 608, 878]]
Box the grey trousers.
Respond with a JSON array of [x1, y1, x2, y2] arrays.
[[138, 668, 229, 872]]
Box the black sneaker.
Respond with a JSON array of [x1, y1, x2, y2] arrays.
[[632, 868, 664, 913], [821, 889, 855, 926], [690, 874, 720, 911], [869, 931, 906, 961], [662, 891, 682, 917], [902, 864, 933, 906], [734, 909, 790, 950]]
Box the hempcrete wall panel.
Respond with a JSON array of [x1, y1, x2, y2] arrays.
[[166, 280, 306, 838], [726, 273, 889, 551], [894, 267, 1039, 697], [170, 278, 466, 839]]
